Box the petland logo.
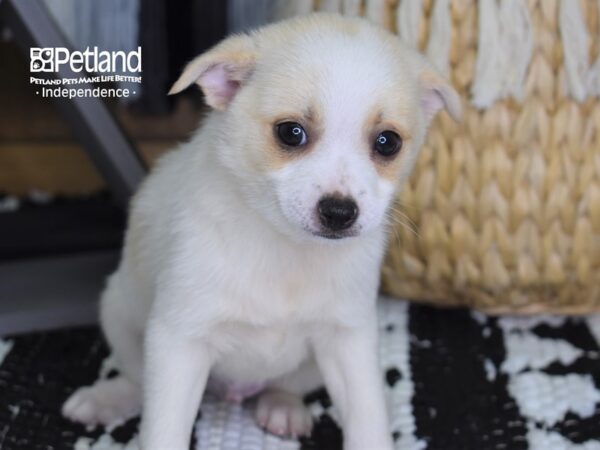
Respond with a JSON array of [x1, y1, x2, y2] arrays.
[[30, 47, 142, 99], [30, 46, 142, 73]]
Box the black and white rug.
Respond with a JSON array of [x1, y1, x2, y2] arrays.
[[1, 297, 600, 450]]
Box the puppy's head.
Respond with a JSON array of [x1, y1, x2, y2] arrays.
[[170, 14, 460, 242]]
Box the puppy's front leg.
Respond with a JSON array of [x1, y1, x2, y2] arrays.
[[140, 318, 212, 450], [314, 318, 393, 450]]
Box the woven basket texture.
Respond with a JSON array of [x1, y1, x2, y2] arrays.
[[292, 0, 600, 313]]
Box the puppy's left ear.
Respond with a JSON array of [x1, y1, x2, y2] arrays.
[[419, 68, 462, 124], [168, 34, 257, 110]]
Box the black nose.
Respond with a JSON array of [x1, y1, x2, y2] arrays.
[[317, 196, 359, 231]]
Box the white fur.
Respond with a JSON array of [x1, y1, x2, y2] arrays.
[[63, 14, 458, 450]]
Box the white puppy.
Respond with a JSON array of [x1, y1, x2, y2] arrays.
[[63, 13, 459, 450]]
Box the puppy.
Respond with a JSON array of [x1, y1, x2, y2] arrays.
[[62, 13, 459, 450]]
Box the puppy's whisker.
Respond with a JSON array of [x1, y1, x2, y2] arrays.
[[386, 206, 420, 236], [387, 219, 403, 246], [388, 204, 419, 231], [395, 199, 419, 214], [384, 210, 420, 239]]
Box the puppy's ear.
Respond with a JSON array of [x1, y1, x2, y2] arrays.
[[168, 34, 257, 110], [419, 68, 461, 123]]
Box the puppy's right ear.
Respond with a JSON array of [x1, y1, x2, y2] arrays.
[[168, 34, 257, 110]]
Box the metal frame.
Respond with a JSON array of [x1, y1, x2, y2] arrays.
[[0, 0, 147, 207]]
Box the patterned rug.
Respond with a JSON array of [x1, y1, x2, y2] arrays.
[[1, 298, 600, 450]]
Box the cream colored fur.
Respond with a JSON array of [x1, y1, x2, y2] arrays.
[[62, 14, 459, 450]]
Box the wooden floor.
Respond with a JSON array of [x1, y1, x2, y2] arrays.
[[1, 39, 204, 195]]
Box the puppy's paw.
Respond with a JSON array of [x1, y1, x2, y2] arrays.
[[62, 377, 141, 427], [255, 390, 312, 439]]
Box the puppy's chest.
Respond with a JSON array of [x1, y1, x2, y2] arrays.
[[212, 322, 311, 354], [222, 272, 343, 323], [209, 322, 313, 382]]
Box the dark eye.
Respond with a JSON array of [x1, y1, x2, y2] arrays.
[[374, 130, 402, 157], [276, 122, 308, 147]]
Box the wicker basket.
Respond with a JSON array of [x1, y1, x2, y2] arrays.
[[281, 0, 600, 313]]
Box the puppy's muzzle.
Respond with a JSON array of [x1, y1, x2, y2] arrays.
[[317, 196, 359, 232]]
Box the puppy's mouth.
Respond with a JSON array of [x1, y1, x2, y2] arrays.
[[311, 229, 359, 240]]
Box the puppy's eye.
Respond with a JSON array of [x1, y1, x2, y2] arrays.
[[374, 131, 402, 157], [276, 122, 308, 147]]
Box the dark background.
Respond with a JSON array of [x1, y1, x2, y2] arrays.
[[0, 1, 229, 261]]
